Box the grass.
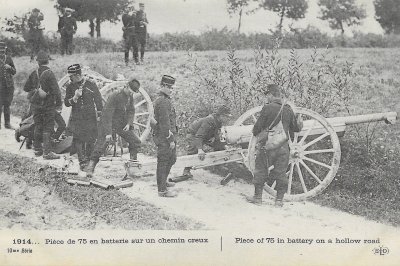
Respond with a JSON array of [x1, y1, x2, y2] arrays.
[[0, 152, 203, 230], [7, 48, 400, 227]]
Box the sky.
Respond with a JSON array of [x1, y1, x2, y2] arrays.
[[0, 0, 384, 40]]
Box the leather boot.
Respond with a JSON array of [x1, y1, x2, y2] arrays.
[[15, 129, 21, 142], [275, 190, 285, 207], [42, 132, 60, 160], [85, 160, 98, 178], [129, 148, 138, 161], [246, 185, 263, 205], [4, 107, 13, 129], [26, 138, 33, 149], [158, 190, 177, 198]]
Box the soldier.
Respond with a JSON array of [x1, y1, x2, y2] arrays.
[[152, 75, 178, 197], [23, 50, 62, 160], [58, 8, 77, 55], [64, 64, 103, 170], [248, 84, 303, 207], [27, 8, 48, 62], [135, 3, 148, 64], [85, 78, 142, 178], [0, 41, 16, 129], [122, 8, 138, 65], [171, 105, 232, 182]]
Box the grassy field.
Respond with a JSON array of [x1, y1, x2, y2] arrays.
[[7, 48, 400, 226]]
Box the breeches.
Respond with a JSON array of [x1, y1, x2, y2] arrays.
[[253, 143, 290, 194]]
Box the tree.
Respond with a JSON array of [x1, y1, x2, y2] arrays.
[[227, 0, 250, 34], [257, 0, 308, 33], [318, 0, 366, 35], [374, 0, 400, 34], [54, 0, 134, 37]]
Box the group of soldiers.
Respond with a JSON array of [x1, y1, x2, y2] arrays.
[[26, 3, 148, 65], [26, 7, 77, 60]]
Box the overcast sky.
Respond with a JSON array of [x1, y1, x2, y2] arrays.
[[0, 0, 383, 40]]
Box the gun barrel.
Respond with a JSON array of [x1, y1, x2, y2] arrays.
[[222, 112, 397, 145]]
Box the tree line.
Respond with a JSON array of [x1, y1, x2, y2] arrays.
[[1, 0, 400, 41], [227, 0, 400, 35]]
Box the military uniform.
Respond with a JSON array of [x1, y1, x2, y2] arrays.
[[135, 6, 148, 62], [65, 65, 103, 168], [0, 44, 16, 129], [58, 11, 77, 55], [252, 98, 302, 203], [153, 75, 177, 196], [27, 10, 48, 61], [23, 51, 62, 159], [90, 89, 141, 163], [122, 13, 138, 64]]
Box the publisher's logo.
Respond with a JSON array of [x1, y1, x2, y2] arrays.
[[372, 246, 389, 256]]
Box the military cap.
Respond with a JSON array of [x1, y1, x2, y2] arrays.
[[67, 64, 82, 75], [36, 50, 49, 62], [32, 8, 40, 12], [216, 105, 232, 117], [0, 41, 6, 51], [139, 3, 145, 7], [160, 75, 175, 87]]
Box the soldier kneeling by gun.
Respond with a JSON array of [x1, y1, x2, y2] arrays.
[[170, 105, 232, 183]]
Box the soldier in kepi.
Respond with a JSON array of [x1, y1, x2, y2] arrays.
[[27, 8, 48, 62], [152, 75, 178, 197], [84, 78, 142, 178], [135, 3, 148, 64], [23, 50, 62, 160], [58, 8, 77, 55], [0, 41, 16, 130], [122, 8, 139, 65], [64, 64, 103, 170], [248, 84, 303, 207], [171, 105, 232, 183]]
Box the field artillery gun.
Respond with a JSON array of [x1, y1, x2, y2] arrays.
[[125, 106, 397, 201], [56, 69, 397, 201]]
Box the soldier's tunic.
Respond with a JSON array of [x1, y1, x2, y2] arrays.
[[0, 53, 16, 124], [153, 93, 177, 192], [58, 15, 77, 55], [64, 79, 103, 142], [135, 10, 148, 61], [186, 114, 224, 155], [122, 13, 138, 63], [90, 90, 141, 162], [23, 65, 62, 150], [252, 99, 301, 195], [27, 13, 47, 60]]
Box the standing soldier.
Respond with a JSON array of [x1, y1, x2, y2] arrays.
[[58, 8, 77, 56], [135, 3, 148, 64], [122, 8, 138, 65], [85, 78, 142, 178], [27, 8, 48, 62], [23, 50, 62, 160], [64, 64, 103, 170], [0, 41, 16, 129], [152, 75, 178, 197], [248, 84, 303, 207], [171, 105, 232, 182]]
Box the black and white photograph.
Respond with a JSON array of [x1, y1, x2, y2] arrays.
[[0, 0, 399, 265]]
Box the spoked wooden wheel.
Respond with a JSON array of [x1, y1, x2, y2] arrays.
[[238, 106, 341, 201]]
